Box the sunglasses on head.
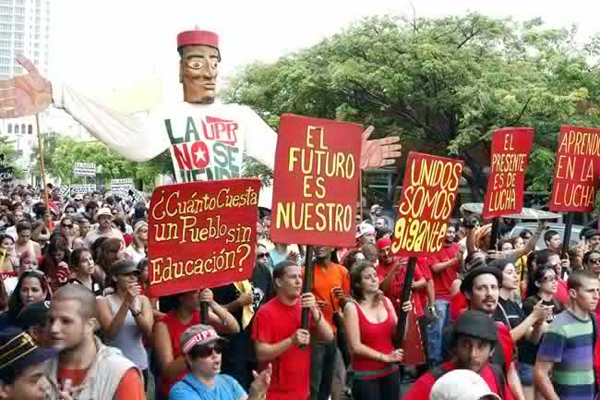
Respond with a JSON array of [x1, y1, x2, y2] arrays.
[[188, 342, 223, 359]]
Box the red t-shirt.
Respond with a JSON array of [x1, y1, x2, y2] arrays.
[[427, 243, 459, 301], [554, 279, 569, 307], [251, 297, 312, 400], [414, 257, 432, 311], [381, 262, 425, 318], [449, 292, 468, 322], [58, 367, 145, 400], [160, 310, 201, 399], [402, 361, 504, 400]]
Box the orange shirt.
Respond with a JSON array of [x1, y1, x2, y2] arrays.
[[307, 261, 350, 333], [58, 367, 145, 400]]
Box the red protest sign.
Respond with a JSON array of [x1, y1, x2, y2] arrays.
[[392, 151, 464, 257], [482, 128, 534, 219], [271, 114, 362, 247], [147, 178, 261, 297], [549, 125, 600, 213]]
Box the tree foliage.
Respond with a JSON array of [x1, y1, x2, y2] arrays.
[[225, 13, 600, 201], [0, 136, 24, 179], [30, 133, 173, 188]]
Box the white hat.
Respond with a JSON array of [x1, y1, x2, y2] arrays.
[[429, 370, 501, 400], [96, 207, 114, 219], [356, 222, 375, 238]]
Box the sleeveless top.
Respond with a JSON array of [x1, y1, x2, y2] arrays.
[[105, 294, 148, 370], [352, 299, 399, 380], [160, 309, 201, 399]]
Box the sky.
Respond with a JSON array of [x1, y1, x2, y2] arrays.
[[50, 0, 600, 100]]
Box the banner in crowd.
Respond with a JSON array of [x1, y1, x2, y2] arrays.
[[549, 125, 600, 213], [147, 178, 261, 297], [270, 114, 362, 247], [73, 162, 97, 178], [482, 128, 534, 219], [59, 184, 97, 197], [110, 178, 134, 196], [392, 151, 464, 256], [0, 166, 13, 181]]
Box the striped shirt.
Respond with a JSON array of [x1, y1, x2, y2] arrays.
[[537, 309, 595, 400]]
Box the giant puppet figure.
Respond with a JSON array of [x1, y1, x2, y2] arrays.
[[0, 29, 402, 179]]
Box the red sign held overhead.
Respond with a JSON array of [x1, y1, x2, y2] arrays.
[[392, 151, 464, 257], [482, 128, 534, 220], [549, 125, 600, 213], [271, 114, 363, 247], [147, 179, 261, 297]]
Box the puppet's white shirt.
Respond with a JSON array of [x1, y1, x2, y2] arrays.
[[52, 83, 277, 184]]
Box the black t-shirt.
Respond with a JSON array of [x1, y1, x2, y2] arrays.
[[518, 294, 563, 365], [494, 296, 524, 330]]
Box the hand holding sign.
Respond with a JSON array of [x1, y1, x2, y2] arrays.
[[0, 55, 52, 118]]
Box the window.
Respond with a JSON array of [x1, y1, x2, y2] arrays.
[[14, 16, 24, 23], [14, 124, 18, 134], [20, 124, 25, 133], [7, 124, 11, 134], [0, 16, 11, 22], [0, 58, 10, 66], [28, 124, 32, 134]]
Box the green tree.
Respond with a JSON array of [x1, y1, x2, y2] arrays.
[[225, 14, 600, 202], [0, 135, 24, 179]]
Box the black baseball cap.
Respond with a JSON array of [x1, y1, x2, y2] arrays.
[[0, 327, 58, 380], [453, 310, 498, 342], [111, 259, 140, 276], [460, 266, 503, 294], [16, 301, 50, 329], [586, 229, 600, 239]]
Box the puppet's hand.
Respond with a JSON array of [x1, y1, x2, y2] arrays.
[[360, 126, 402, 170], [0, 55, 52, 118]]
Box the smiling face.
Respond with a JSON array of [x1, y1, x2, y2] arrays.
[[180, 45, 219, 104]]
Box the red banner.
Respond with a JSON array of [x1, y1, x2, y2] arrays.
[[482, 128, 534, 219], [392, 152, 464, 257], [148, 179, 261, 297], [271, 114, 362, 247], [549, 125, 600, 213]]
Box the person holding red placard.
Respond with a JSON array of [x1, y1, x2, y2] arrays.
[[252, 261, 333, 400]]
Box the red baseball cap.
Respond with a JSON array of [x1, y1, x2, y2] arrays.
[[177, 29, 221, 60]]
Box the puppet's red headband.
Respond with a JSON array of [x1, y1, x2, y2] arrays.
[[177, 30, 221, 61]]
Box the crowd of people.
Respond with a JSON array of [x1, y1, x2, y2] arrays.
[[1, 184, 600, 400]]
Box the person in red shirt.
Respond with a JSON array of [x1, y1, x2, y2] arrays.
[[252, 260, 334, 400], [427, 225, 464, 366], [403, 310, 505, 400]]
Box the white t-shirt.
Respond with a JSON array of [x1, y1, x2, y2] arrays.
[[53, 84, 277, 184]]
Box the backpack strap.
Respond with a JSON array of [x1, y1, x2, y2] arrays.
[[488, 363, 506, 400]]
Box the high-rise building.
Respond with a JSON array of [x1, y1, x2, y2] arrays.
[[0, 0, 51, 179]]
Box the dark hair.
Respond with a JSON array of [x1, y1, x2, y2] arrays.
[[375, 228, 391, 241], [360, 243, 378, 263], [525, 264, 557, 298], [7, 270, 50, 320], [536, 249, 559, 267], [544, 230, 559, 244], [272, 260, 297, 283], [343, 250, 365, 271], [568, 269, 599, 291], [113, 217, 126, 233], [96, 238, 123, 286], [64, 204, 76, 213], [349, 261, 375, 302], [16, 221, 31, 234], [0, 233, 14, 244], [85, 200, 99, 213], [488, 259, 513, 275], [71, 247, 92, 269], [138, 257, 148, 270], [39, 237, 71, 285], [583, 250, 600, 266]]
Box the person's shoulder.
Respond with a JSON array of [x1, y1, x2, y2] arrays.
[[169, 373, 195, 398], [216, 374, 244, 389]]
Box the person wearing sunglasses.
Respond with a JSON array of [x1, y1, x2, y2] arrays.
[[169, 324, 271, 400]]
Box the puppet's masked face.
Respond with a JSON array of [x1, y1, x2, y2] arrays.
[[179, 45, 219, 103]]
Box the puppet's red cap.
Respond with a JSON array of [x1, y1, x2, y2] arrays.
[[177, 30, 220, 59]]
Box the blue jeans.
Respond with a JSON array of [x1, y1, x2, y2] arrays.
[[427, 299, 450, 366]]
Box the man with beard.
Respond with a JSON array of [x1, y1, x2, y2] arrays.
[[457, 267, 525, 400], [44, 284, 145, 400], [403, 311, 506, 400], [84, 207, 124, 247], [584, 229, 600, 252], [427, 225, 464, 366], [252, 261, 333, 400]]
